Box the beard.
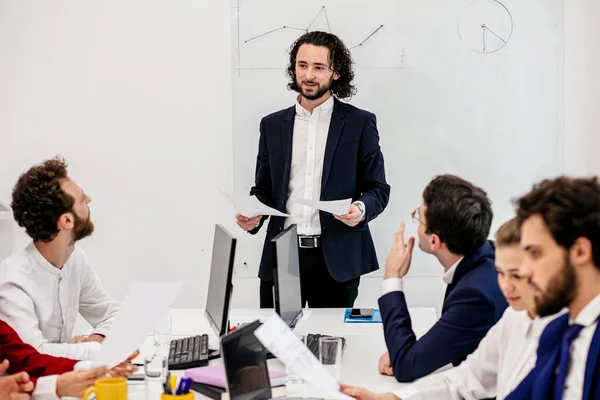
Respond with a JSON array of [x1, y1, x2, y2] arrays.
[[534, 255, 577, 317], [297, 75, 334, 100], [73, 211, 94, 243]]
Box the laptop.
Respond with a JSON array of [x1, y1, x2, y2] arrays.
[[221, 320, 272, 400]]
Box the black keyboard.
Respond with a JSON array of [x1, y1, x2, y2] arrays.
[[168, 334, 210, 370], [306, 333, 346, 358]]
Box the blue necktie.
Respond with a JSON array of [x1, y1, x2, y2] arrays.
[[552, 323, 585, 400]]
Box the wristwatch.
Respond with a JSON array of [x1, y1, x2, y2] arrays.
[[353, 201, 366, 221]]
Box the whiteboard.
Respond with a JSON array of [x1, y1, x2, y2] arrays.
[[231, 0, 563, 277]]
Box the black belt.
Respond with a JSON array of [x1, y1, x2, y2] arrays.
[[298, 235, 321, 248]]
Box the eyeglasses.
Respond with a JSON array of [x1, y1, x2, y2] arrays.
[[411, 206, 425, 226]]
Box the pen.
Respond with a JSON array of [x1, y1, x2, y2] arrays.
[[162, 380, 171, 395], [169, 375, 178, 394], [175, 377, 186, 395], [180, 378, 193, 394]]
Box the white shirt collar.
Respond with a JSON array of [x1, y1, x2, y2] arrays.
[[572, 292, 600, 327], [443, 257, 464, 285], [26, 242, 62, 276], [295, 94, 334, 118]]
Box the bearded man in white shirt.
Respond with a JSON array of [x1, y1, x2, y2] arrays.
[[0, 157, 120, 361]]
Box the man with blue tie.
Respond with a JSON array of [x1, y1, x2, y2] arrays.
[[377, 175, 508, 382], [506, 176, 600, 400], [236, 31, 390, 308]]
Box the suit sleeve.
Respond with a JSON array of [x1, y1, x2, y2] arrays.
[[0, 321, 77, 383], [379, 289, 496, 382], [249, 117, 272, 234], [356, 113, 390, 225]]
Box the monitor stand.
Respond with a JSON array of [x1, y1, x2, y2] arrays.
[[208, 348, 220, 360]]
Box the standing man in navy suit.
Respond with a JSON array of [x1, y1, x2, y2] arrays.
[[377, 175, 508, 382], [506, 177, 600, 400], [236, 31, 390, 308]]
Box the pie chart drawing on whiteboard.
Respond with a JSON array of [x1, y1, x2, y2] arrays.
[[458, 0, 513, 53]]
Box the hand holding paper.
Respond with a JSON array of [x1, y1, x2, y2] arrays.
[[220, 189, 290, 218]]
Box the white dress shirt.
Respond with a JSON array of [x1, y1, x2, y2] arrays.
[[0, 242, 119, 360], [285, 96, 334, 235], [381, 258, 464, 295], [393, 308, 560, 400], [562, 292, 600, 399]]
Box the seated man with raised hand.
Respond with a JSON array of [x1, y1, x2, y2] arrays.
[[0, 317, 136, 400], [377, 175, 508, 382], [0, 157, 119, 360], [340, 217, 562, 400]]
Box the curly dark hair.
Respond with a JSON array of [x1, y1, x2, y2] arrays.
[[515, 176, 600, 269], [423, 174, 493, 255], [11, 157, 75, 242], [286, 31, 356, 99]]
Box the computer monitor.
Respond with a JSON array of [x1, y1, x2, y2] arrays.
[[205, 224, 237, 337], [271, 224, 303, 329]]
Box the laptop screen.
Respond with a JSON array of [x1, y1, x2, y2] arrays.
[[221, 320, 272, 400]]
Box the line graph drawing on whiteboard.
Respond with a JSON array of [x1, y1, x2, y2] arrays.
[[244, 6, 333, 43], [235, 2, 409, 71], [244, 6, 383, 50]]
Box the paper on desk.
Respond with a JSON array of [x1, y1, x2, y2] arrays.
[[295, 198, 352, 215], [219, 189, 290, 218], [254, 314, 353, 400], [90, 281, 183, 369]]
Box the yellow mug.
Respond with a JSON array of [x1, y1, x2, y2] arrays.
[[83, 378, 127, 400]]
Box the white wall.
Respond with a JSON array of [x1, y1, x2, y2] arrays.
[[0, 0, 234, 308], [1, 0, 598, 317], [563, 0, 600, 176]]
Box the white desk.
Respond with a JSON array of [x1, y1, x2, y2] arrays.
[[131, 307, 437, 399]]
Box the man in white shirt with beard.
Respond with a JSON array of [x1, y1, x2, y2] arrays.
[[0, 157, 119, 361]]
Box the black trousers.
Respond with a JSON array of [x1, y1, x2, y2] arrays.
[[260, 245, 360, 308]]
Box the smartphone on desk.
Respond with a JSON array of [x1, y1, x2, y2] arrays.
[[349, 308, 374, 319]]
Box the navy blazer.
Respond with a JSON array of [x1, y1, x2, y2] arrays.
[[379, 241, 508, 382], [506, 313, 600, 400], [249, 98, 390, 282]]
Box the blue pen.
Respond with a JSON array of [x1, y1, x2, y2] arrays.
[[175, 377, 187, 395], [179, 378, 193, 394]]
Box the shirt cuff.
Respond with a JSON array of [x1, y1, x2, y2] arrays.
[[74, 361, 93, 370], [382, 278, 404, 295], [91, 327, 110, 337], [32, 375, 59, 400], [392, 385, 422, 400]]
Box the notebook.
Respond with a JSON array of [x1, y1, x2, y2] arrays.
[[184, 365, 287, 388], [343, 308, 383, 323]]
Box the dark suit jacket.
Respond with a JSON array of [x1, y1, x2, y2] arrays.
[[378, 241, 508, 382], [506, 313, 600, 400], [249, 97, 390, 282]]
